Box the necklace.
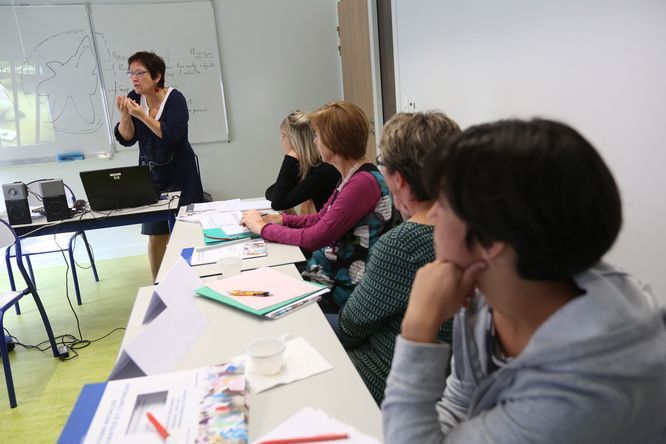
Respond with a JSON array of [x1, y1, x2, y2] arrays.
[[337, 160, 365, 191]]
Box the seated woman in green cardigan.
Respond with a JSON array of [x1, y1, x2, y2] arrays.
[[331, 111, 461, 405]]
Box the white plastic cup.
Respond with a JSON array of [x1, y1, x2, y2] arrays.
[[218, 254, 242, 278], [246, 336, 288, 376]]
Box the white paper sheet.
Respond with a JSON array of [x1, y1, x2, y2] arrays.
[[186, 198, 272, 214], [186, 198, 241, 213], [144, 256, 203, 323], [110, 297, 209, 380], [190, 239, 267, 265], [252, 406, 380, 444]]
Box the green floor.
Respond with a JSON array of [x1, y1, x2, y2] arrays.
[[0, 255, 152, 443]]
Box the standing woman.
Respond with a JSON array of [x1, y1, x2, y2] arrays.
[[115, 51, 204, 281], [265, 111, 340, 213]]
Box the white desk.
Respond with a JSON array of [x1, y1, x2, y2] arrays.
[[119, 264, 382, 440], [156, 206, 305, 282]]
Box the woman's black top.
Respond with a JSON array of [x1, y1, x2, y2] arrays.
[[265, 155, 340, 211], [114, 88, 204, 206]]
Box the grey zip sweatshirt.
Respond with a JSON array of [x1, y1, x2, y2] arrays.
[[383, 262, 666, 443]]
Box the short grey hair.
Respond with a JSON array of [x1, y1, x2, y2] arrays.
[[380, 111, 460, 201]]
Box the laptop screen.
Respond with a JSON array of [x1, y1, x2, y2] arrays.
[[80, 166, 159, 211]]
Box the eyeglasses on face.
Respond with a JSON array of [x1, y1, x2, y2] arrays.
[[376, 154, 385, 167], [126, 70, 149, 78]]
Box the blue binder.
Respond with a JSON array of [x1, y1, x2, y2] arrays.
[[58, 382, 106, 443]]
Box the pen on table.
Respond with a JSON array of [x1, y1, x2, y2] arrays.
[[229, 290, 271, 297], [271, 296, 317, 317], [258, 433, 350, 444], [146, 411, 170, 441]]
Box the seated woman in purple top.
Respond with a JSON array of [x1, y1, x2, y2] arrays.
[[242, 101, 392, 311]]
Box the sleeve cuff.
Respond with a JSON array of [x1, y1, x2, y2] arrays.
[[391, 335, 451, 390]]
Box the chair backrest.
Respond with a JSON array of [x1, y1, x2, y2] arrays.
[[0, 218, 17, 251], [26, 179, 76, 206], [1, 217, 32, 289]]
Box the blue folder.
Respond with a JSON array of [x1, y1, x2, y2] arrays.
[[58, 382, 106, 443]]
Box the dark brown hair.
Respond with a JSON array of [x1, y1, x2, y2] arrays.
[[309, 101, 369, 160], [128, 51, 166, 88]]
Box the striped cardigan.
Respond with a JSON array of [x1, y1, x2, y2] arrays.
[[338, 222, 453, 404]]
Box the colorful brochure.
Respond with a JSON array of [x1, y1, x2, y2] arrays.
[[83, 363, 248, 444]]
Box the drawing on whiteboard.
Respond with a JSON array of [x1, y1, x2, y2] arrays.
[[21, 29, 108, 135], [37, 35, 99, 129]]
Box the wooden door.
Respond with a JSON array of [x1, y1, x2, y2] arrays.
[[337, 0, 376, 155]]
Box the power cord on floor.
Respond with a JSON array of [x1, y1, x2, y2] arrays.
[[7, 213, 125, 361], [4, 327, 125, 361]]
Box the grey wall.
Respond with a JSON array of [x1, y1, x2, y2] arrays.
[[0, 0, 342, 264], [393, 0, 666, 302]]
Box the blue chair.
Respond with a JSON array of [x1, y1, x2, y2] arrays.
[[4, 180, 99, 311], [0, 217, 60, 408]]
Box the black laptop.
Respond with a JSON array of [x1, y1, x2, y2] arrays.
[[80, 165, 159, 211]]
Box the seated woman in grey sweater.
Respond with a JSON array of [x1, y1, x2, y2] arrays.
[[334, 111, 461, 405], [383, 119, 666, 443]]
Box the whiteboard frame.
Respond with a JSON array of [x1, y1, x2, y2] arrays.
[[0, 2, 115, 167]]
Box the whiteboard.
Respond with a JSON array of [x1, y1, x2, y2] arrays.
[[0, 0, 229, 167], [91, 1, 229, 145], [0, 4, 113, 166]]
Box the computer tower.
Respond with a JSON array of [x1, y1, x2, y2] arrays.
[[2, 182, 32, 225], [39, 179, 72, 222]]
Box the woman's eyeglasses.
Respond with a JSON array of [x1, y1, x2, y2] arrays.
[[376, 154, 385, 167], [126, 70, 149, 78]]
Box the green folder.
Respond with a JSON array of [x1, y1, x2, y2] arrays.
[[202, 228, 258, 245], [196, 285, 326, 316]]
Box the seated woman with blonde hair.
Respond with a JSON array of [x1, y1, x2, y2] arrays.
[[242, 101, 392, 312], [265, 111, 340, 214]]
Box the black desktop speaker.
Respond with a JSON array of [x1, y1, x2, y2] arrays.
[[2, 182, 32, 225], [39, 179, 72, 222]]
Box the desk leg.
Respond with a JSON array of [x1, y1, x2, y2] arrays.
[[168, 210, 176, 233]]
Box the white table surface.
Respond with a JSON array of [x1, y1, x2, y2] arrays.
[[156, 205, 305, 282], [119, 264, 382, 441]]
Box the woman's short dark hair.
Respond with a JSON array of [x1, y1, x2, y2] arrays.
[[380, 111, 460, 201], [424, 118, 622, 280], [128, 51, 166, 88]]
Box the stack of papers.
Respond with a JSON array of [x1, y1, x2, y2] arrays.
[[177, 199, 273, 245], [196, 267, 328, 318], [253, 406, 380, 444], [182, 239, 268, 266], [198, 211, 255, 245], [185, 198, 272, 214]]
